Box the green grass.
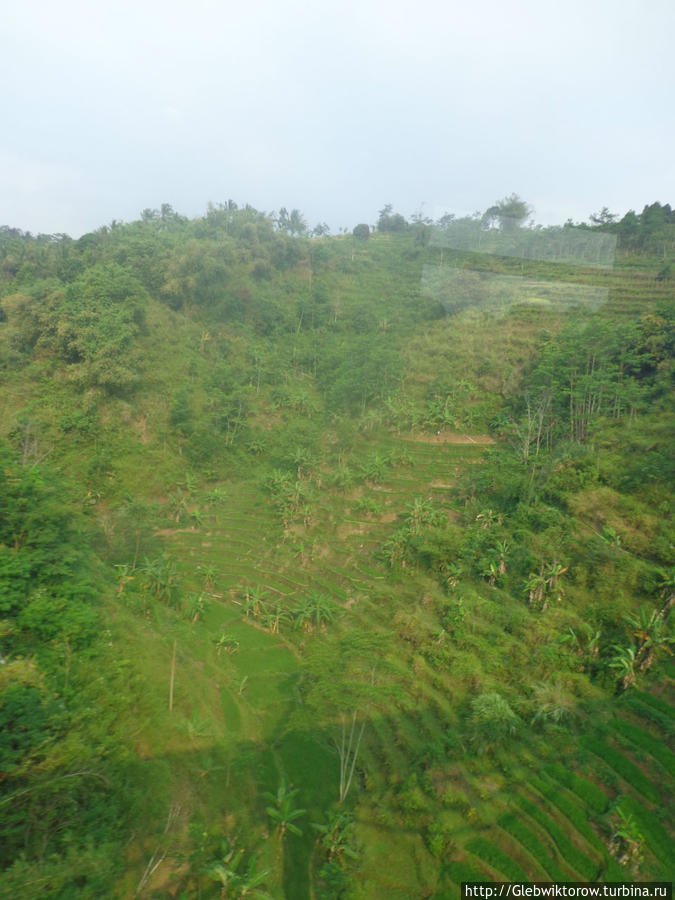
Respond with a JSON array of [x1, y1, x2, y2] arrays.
[[580, 736, 661, 805], [465, 836, 529, 881], [609, 717, 675, 777], [619, 695, 675, 737], [543, 764, 610, 814], [2, 223, 673, 897], [515, 795, 598, 879], [616, 795, 675, 875], [630, 690, 675, 721], [498, 812, 568, 881], [530, 775, 606, 855]]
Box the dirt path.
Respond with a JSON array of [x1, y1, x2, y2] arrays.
[[398, 430, 494, 445]]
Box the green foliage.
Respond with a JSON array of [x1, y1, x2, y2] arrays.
[[529, 774, 606, 854], [466, 836, 529, 880], [0, 684, 54, 775], [263, 778, 307, 837], [498, 812, 568, 880], [516, 795, 598, 879], [468, 692, 520, 752], [0, 443, 97, 643], [8, 264, 147, 391], [609, 717, 675, 776], [616, 795, 674, 871], [443, 860, 490, 885], [580, 736, 660, 804], [543, 764, 609, 814], [0, 203, 672, 895]]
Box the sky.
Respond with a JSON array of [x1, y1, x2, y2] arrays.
[[2, 0, 674, 237]]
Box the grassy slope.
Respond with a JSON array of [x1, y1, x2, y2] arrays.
[[0, 228, 673, 898]]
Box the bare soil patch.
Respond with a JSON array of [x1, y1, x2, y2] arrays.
[[399, 430, 494, 444]]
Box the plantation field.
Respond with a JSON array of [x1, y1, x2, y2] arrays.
[[0, 211, 673, 898]]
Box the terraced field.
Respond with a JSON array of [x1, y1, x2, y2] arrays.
[[123, 418, 674, 897]]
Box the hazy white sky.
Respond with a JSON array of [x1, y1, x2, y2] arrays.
[[2, 0, 673, 236]]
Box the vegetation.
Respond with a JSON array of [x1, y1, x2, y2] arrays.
[[0, 197, 673, 897]]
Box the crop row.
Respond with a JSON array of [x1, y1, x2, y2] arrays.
[[529, 775, 605, 855], [580, 737, 660, 805], [609, 718, 675, 777], [515, 795, 597, 880], [616, 795, 673, 872], [465, 836, 529, 881], [444, 860, 490, 887], [498, 812, 567, 881], [630, 690, 675, 722], [619, 695, 675, 737], [542, 764, 609, 814]]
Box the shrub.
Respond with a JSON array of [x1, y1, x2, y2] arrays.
[[469, 692, 521, 752]]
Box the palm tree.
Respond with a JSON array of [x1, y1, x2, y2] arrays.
[[312, 810, 358, 866], [482, 560, 499, 586], [626, 605, 674, 675], [201, 564, 217, 590], [443, 562, 463, 590], [476, 509, 500, 530], [544, 562, 568, 603], [215, 633, 239, 657], [263, 779, 306, 838], [114, 563, 135, 596], [608, 645, 637, 691], [560, 623, 601, 672], [207, 844, 272, 899], [242, 585, 267, 620], [168, 489, 188, 523], [261, 600, 289, 635], [206, 486, 227, 505], [138, 555, 179, 605], [525, 569, 547, 610], [190, 506, 205, 528], [187, 592, 206, 623], [495, 540, 510, 575], [293, 593, 337, 633], [609, 808, 643, 872]]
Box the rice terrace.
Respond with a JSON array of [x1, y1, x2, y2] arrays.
[[0, 199, 673, 898]]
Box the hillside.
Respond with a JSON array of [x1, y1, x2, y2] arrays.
[[0, 204, 673, 899]]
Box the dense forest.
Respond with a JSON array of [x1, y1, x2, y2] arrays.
[[0, 197, 673, 898]]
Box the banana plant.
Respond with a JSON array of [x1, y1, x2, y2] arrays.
[[263, 779, 306, 838]]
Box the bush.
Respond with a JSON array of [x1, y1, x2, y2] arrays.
[[469, 692, 520, 752]]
